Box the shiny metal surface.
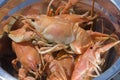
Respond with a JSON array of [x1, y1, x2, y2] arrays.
[[0, 67, 17, 80], [94, 58, 120, 80], [111, 0, 120, 10]]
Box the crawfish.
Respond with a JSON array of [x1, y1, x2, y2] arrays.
[[71, 41, 120, 80], [57, 52, 75, 80], [43, 54, 68, 80], [8, 12, 110, 55], [41, 50, 75, 80], [12, 41, 41, 79]]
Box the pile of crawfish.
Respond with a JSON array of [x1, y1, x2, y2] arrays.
[[0, 0, 120, 80]]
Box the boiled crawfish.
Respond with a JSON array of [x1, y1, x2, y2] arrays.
[[12, 41, 41, 80], [7, 13, 109, 55], [43, 52, 74, 80], [0, 0, 120, 80], [8, 14, 119, 80], [71, 41, 120, 80]]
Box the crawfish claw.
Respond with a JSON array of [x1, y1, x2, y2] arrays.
[[97, 40, 120, 54]]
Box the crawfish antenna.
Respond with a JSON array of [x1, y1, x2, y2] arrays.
[[47, 0, 55, 16], [91, 0, 95, 17], [90, 0, 95, 31]]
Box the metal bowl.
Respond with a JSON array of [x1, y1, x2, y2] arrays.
[[0, 0, 120, 80]]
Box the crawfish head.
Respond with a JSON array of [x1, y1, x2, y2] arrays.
[[12, 41, 41, 72]]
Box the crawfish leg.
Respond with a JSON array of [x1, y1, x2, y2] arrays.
[[46, 0, 54, 16], [19, 67, 36, 80], [11, 58, 19, 71], [61, 0, 79, 14], [37, 41, 53, 47], [36, 44, 68, 54], [18, 68, 27, 80], [24, 77, 35, 80], [55, 6, 65, 15]]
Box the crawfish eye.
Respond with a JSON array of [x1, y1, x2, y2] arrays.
[[31, 19, 35, 22], [37, 64, 39, 68], [90, 46, 93, 49]]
